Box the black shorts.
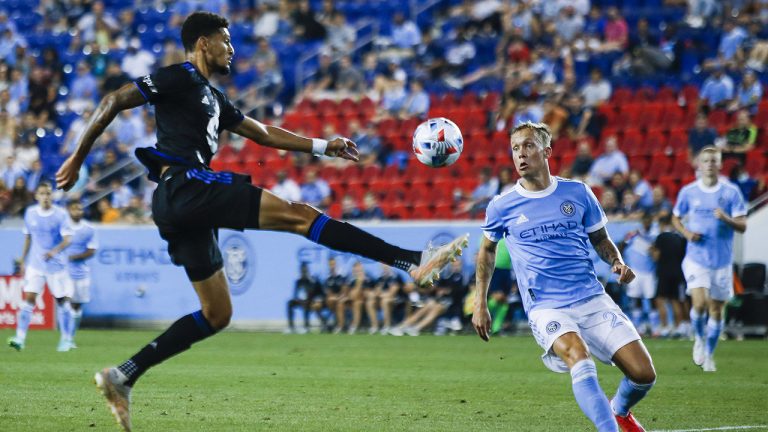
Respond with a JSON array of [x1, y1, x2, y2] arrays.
[[656, 274, 686, 300], [489, 268, 513, 295], [152, 166, 263, 281]]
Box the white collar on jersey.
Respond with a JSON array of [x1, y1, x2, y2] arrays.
[[696, 178, 722, 193], [514, 176, 558, 198], [33, 205, 56, 217]]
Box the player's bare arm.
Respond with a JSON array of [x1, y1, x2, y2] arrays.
[[472, 235, 497, 342], [230, 117, 360, 162], [588, 227, 635, 284], [713, 209, 747, 233], [671, 214, 702, 242], [69, 248, 97, 262], [56, 83, 147, 190], [44, 235, 72, 261]]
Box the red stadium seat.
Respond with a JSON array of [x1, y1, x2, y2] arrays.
[[745, 150, 767, 176], [646, 154, 672, 181]]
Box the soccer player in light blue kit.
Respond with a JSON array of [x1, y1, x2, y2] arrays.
[[64, 199, 98, 348], [7, 182, 74, 352], [472, 123, 656, 432], [619, 212, 660, 337], [672, 146, 746, 372]]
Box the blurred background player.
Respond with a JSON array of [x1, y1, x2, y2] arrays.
[[64, 199, 98, 348], [619, 212, 660, 337], [366, 263, 403, 335], [651, 214, 689, 338], [8, 182, 74, 352], [672, 146, 747, 372], [323, 256, 347, 333], [286, 262, 324, 334], [474, 122, 656, 432], [487, 240, 513, 335]]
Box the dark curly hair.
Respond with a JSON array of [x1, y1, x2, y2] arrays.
[[181, 12, 229, 53]]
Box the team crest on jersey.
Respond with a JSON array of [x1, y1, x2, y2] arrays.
[[221, 233, 255, 296], [560, 201, 575, 216], [546, 321, 560, 334]]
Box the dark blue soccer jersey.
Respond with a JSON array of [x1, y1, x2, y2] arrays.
[[134, 61, 244, 179]]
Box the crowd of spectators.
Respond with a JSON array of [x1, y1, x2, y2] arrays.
[[0, 0, 767, 222]]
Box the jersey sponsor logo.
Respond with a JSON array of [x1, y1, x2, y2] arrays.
[[515, 213, 529, 225], [546, 320, 560, 334], [201, 95, 210, 105], [221, 233, 255, 296], [519, 221, 578, 241], [560, 201, 575, 216], [141, 75, 158, 93]]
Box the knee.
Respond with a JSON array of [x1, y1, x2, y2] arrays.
[[630, 365, 657, 385], [203, 306, 232, 330], [289, 202, 322, 235]]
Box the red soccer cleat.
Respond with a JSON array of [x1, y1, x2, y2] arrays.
[[615, 410, 646, 432]]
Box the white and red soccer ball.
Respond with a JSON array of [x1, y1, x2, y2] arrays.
[[412, 117, 464, 168]]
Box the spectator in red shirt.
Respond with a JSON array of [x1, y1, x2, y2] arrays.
[[603, 7, 628, 51]]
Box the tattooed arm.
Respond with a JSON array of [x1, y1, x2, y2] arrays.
[[472, 235, 498, 342], [588, 227, 636, 284]]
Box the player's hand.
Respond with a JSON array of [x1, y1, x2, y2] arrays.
[[325, 137, 359, 162], [685, 231, 702, 242], [55, 155, 82, 191], [15, 259, 24, 276], [43, 251, 55, 261], [472, 305, 492, 342], [713, 208, 728, 221], [612, 260, 635, 284]]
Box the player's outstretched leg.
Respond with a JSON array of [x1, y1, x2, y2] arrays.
[[95, 367, 132, 432], [257, 192, 469, 286]]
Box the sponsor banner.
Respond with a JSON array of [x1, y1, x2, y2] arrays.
[[0, 222, 639, 322], [0, 275, 56, 330]]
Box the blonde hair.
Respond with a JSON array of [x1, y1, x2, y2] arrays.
[[511, 121, 553, 149], [699, 145, 721, 156]]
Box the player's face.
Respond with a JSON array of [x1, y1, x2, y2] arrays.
[[204, 28, 234, 75], [68, 203, 83, 222], [510, 130, 551, 177], [698, 151, 721, 178], [35, 186, 53, 209]]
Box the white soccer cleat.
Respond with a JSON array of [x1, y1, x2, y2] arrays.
[[409, 234, 470, 287], [388, 327, 405, 336], [94, 367, 132, 431], [702, 355, 717, 372], [692, 337, 705, 366], [57, 339, 72, 352]]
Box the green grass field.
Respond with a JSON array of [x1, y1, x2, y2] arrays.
[[1, 329, 767, 432]]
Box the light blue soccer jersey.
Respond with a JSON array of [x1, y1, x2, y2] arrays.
[[66, 220, 98, 280], [22, 205, 72, 273], [622, 228, 657, 274], [673, 179, 747, 268], [483, 177, 608, 313]]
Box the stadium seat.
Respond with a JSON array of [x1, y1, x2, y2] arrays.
[[741, 263, 767, 294]]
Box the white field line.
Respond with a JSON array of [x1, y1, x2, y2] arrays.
[[650, 426, 768, 432]]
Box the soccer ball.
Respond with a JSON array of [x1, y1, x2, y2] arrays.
[[412, 117, 463, 168]]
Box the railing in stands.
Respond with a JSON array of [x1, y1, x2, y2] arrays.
[[748, 190, 768, 215], [294, 18, 379, 96], [82, 157, 144, 209]]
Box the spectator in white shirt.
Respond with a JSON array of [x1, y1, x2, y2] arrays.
[[588, 136, 629, 185], [271, 170, 302, 202], [121, 38, 156, 79], [580, 68, 612, 108]]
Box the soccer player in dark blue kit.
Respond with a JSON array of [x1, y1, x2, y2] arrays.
[[55, 12, 468, 431]]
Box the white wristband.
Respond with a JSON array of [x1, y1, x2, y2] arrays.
[[311, 138, 328, 156]]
